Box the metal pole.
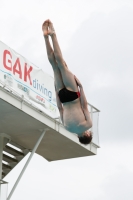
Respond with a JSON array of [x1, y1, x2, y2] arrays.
[[0, 133, 10, 200], [0, 136, 3, 200], [90, 106, 93, 133], [0, 136, 3, 180], [7, 128, 48, 200]]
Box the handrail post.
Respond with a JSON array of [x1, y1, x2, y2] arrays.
[[90, 106, 93, 134]]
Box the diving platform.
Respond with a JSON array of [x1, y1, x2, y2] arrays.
[[0, 81, 99, 165], [0, 80, 100, 177], [0, 81, 100, 200], [0, 40, 100, 200]]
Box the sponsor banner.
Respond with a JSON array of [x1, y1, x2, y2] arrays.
[[0, 41, 58, 117]]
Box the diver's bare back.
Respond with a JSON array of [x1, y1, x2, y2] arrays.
[[62, 98, 90, 134]]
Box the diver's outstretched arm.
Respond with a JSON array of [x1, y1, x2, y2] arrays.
[[74, 76, 92, 128], [74, 76, 88, 109]]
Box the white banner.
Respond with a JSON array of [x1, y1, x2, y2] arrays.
[[0, 41, 59, 117]]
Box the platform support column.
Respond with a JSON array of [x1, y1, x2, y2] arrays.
[[0, 135, 3, 180], [0, 135, 3, 199], [7, 128, 49, 200], [0, 133, 11, 200], [0, 133, 11, 176]]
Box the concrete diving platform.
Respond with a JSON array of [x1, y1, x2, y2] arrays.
[[0, 82, 99, 167]]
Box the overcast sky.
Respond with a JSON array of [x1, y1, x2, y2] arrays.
[[1, 0, 133, 199]]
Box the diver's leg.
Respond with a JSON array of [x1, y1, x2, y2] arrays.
[[42, 20, 55, 64], [42, 20, 65, 91], [44, 36, 65, 91], [48, 20, 79, 92]]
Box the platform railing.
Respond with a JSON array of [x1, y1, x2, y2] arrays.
[[89, 105, 100, 146]]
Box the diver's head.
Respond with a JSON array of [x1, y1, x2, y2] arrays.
[[78, 130, 92, 145]]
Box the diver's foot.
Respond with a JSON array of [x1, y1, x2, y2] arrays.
[[42, 20, 49, 36], [48, 20, 55, 36]]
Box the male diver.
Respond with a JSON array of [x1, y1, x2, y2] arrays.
[[42, 19, 92, 144]]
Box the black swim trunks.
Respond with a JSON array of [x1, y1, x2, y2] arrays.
[[58, 88, 80, 103]]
